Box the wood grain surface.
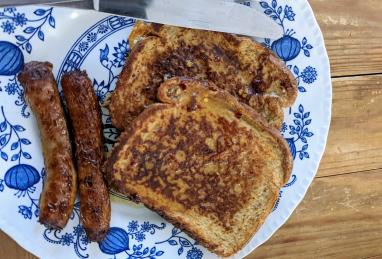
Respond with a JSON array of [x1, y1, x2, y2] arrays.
[[0, 231, 36, 259], [318, 75, 382, 177], [1, 0, 382, 258], [310, 0, 382, 77], [251, 169, 382, 259]]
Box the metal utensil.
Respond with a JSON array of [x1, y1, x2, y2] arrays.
[[0, 0, 92, 7], [0, 0, 282, 39]]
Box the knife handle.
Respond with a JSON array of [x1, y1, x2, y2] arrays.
[[0, 0, 93, 8], [98, 0, 151, 18]]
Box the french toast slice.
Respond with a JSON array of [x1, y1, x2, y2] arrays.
[[109, 21, 297, 131], [105, 77, 293, 257]]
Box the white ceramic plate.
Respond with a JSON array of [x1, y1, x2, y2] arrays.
[[0, 1, 331, 258]]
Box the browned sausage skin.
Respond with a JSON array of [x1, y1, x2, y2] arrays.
[[18, 61, 77, 229], [61, 70, 110, 241]]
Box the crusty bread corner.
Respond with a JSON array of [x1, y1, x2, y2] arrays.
[[157, 77, 293, 186], [105, 78, 293, 257], [110, 21, 297, 131], [129, 21, 297, 108], [141, 173, 280, 257]]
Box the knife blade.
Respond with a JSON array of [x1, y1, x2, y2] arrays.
[[0, 0, 282, 39], [96, 0, 282, 39], [0, 0, 92, 7]]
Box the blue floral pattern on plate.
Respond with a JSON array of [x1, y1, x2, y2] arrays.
[[0, 7, 55, 53], [0, 105, 42, 219], [43, 203, 91, 258], [155, 228, 203, 258], [256, 0, 318, 93], [0, 1, 331, 258], [98, 222, 166, 259], [0, 6, 56, 118]]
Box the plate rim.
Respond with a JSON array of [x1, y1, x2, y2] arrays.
[[236, 0, 332, 257], [0, 0, 332, 258]]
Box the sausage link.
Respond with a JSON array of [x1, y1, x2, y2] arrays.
[[18, 61, 77, 229], [61, 70, 110, 241]]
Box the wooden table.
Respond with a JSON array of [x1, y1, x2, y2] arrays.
[[1, 0, 382, 258]]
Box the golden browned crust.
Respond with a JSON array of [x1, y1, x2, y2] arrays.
[[157, 77, 292, 186], [105, 77, 293, 256], [61, 70, 111, 241], [109, 21, 297, 130], [18, 61, 77, 229], [141, 181, 279, 257]]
